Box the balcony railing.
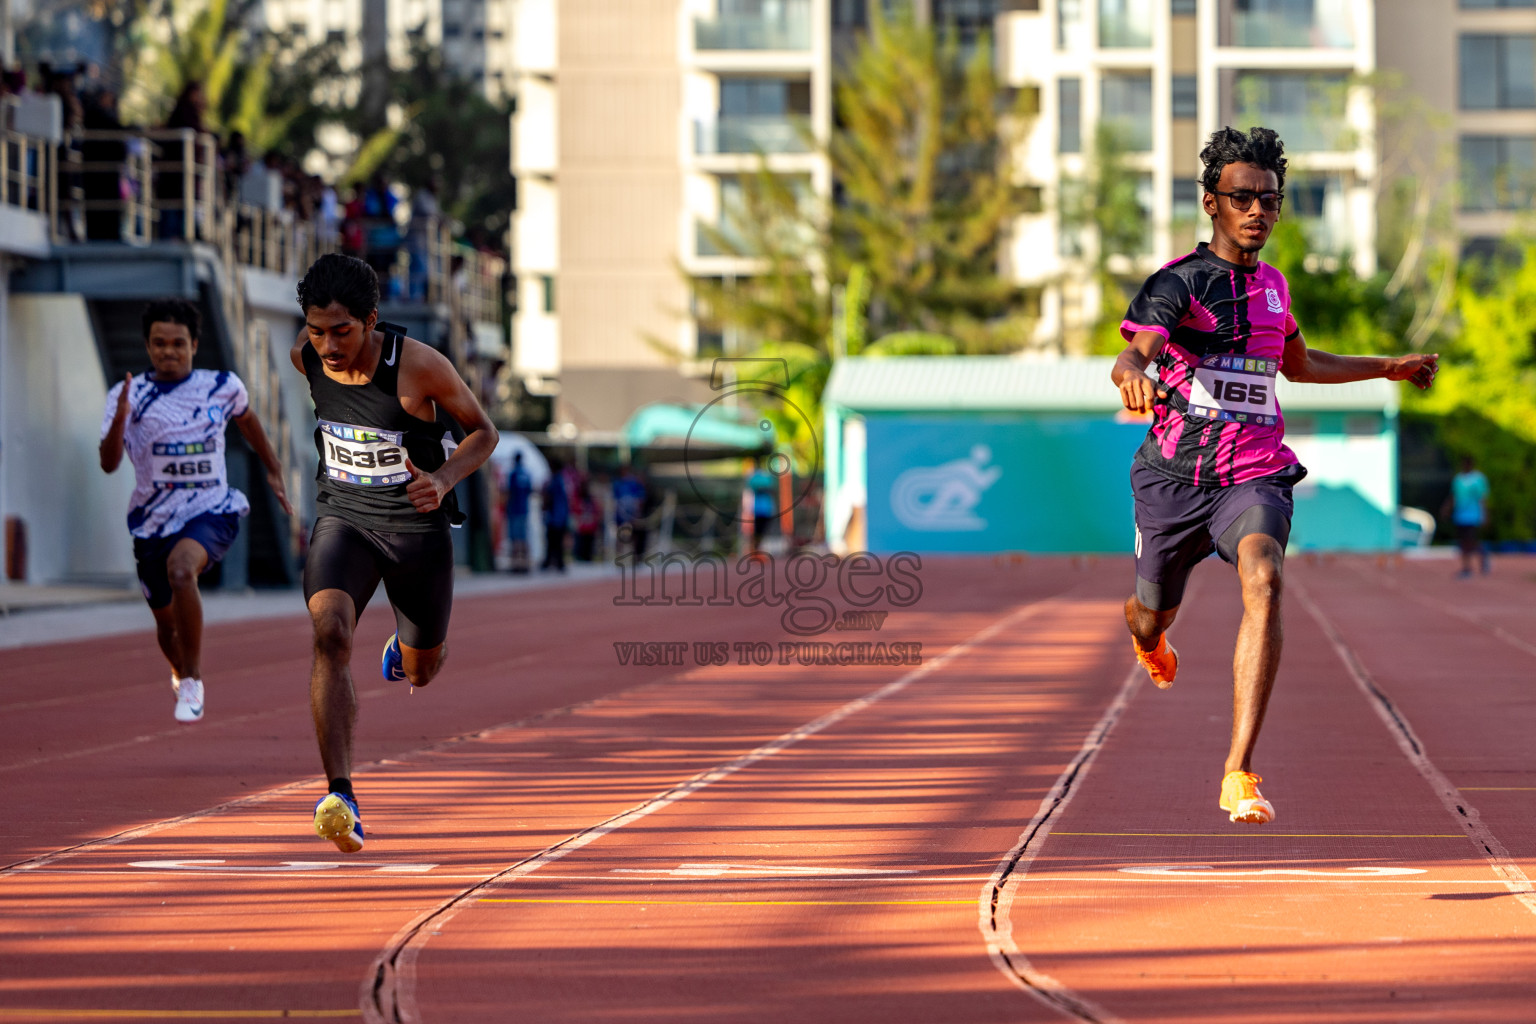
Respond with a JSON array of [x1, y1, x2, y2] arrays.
[[695, 0, 812, 51], [696, 219, 754, 257], [695, 115, 812, 155], [1219, 2, 1355, 49], [0, 126, 55, 223]]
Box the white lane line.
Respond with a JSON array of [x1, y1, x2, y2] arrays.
[[1350, 564, 1536, 661], [1293, 582, 1536, 918], [362, 597, 1062, 1024], [1118, 865, 1425, 877], [978, 663, 1139, 1024], [22, 869, 1527, 885]]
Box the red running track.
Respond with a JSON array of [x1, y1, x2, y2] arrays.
[[0, 555, 1533, 1023]]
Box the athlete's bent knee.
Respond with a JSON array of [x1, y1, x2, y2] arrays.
[[166, 561, 199, 592], [311, 610, 354, 661]]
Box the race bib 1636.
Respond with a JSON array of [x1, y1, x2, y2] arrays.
[[319, 419, 410, 486]]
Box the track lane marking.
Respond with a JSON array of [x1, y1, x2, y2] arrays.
[[1293, 581, 1536, 918], [361, 595, 1073, 1024], [978, 662, 1139, 1024], [478, 897, 975, 906], [0, 1012, 359, 1020], [1054, 831, 1464, 838]]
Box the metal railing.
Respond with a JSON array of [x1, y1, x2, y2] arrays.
[[0, 125, 54, 221], [694, 0, 812, 51]]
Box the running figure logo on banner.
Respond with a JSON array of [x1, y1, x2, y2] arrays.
[[890, 445, 1001, 531]]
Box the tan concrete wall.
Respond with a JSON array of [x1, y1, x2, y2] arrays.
[[557, 367, 714, 432], [558, 0, 689, 387]]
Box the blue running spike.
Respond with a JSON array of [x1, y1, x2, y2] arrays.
[[381, 633, 407, 683]]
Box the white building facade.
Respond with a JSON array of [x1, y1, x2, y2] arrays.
[[1001, 0, 1378, 351], [510, 0, 833, 431]]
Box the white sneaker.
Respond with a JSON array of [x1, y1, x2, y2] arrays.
[[174, 678, 204, 723]]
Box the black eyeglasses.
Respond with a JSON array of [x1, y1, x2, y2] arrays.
[[1209, 189, 1284, 213]]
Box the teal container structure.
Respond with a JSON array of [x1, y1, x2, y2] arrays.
[[822, 356, 1400, 555]]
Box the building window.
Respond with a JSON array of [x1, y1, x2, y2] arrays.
[[1462, 0, 1535, 7], [1461, 135, 1536, 210], [1218, 0, 1354, 49], [1172, 179, 1201, 222], [1099, 0, 1152, 48], [1286, 173, 1348, 253], [1058, 76, 1082, 153], [540, 275, 556, 314], [444, 21, 462, 37], [1058, 0, 1086, 50], [1171, 74, 1197, 119], [833, 0, 867, 27], [1102, 71, 1154, 150], [1222, 70, 1348, 151], [1171, 0, 1197, 14], [1461, 35, 1536, 109]]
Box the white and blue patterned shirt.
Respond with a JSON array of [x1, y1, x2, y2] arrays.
[[100, 369, 251, 539]]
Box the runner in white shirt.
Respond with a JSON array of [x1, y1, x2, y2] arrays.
[[100, 298, 292, 722]]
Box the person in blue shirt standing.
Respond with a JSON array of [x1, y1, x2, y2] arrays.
[[541, 459, 571, 572], [504, 451, 532, 573], [1447, 455, 1490, 578], [747, 460, 777, 554], [612, 463, 649, 559]]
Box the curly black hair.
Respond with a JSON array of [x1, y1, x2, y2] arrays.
[[1199, 126, 1287, 194], [296, 253, 380, 320], [141, 298, 200, 341]]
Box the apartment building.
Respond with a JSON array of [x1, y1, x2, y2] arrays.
[[1001, 0, 1378, 350], [260, 0, 515, 100], [1379, 0, 1536, 259], [511, 0, 833, 431]]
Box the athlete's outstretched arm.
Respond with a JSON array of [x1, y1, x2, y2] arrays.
[[1112, 330, 1169, 413], [233, 408, 294, 516], [402, 343, 499, 513], [1281, 331, 1438, 390], [100, 373, 132, 472]]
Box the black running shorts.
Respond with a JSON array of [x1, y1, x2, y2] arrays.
[[1131, 461, 1301, 611], [303, 515, 455, 649]]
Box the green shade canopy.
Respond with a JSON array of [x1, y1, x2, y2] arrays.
[[623, 402, 775, 453]]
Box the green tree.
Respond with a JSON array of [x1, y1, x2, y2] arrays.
[[1411, 243, 1536, 540], [694, 2, 1036, 359], [342, 42, 516, 241], [118, 0, 345, 157]]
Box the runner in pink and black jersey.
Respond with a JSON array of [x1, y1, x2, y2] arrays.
[[1110, 126, 1439, 824]]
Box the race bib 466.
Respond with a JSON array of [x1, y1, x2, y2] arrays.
[[151, 441, 223, 489], [1186, 354, 1279, 426], [319, 419, 409, 486]]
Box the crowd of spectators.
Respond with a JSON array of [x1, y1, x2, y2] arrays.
[[1, 62, 509, 297]]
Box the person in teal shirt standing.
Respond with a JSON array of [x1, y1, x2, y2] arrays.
[[1448, 455, 1490, 577]]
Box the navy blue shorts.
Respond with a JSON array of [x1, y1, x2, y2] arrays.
[[1131, 461, 1303, 610], [133, 511, 242, 610]]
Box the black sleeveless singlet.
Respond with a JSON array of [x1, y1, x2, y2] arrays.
[[303, 324, 452, 533]]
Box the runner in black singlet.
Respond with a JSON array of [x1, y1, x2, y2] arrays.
[[291, 254, 498, 852]]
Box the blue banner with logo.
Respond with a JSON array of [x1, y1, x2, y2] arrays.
[[863, 414, 1146, 553]]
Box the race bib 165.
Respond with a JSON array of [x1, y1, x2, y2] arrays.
[[1186, 354, 1279, 426]]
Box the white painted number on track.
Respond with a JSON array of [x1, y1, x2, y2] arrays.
[[127, 859, 438, 873], [1119, 864, 1427, 878]]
